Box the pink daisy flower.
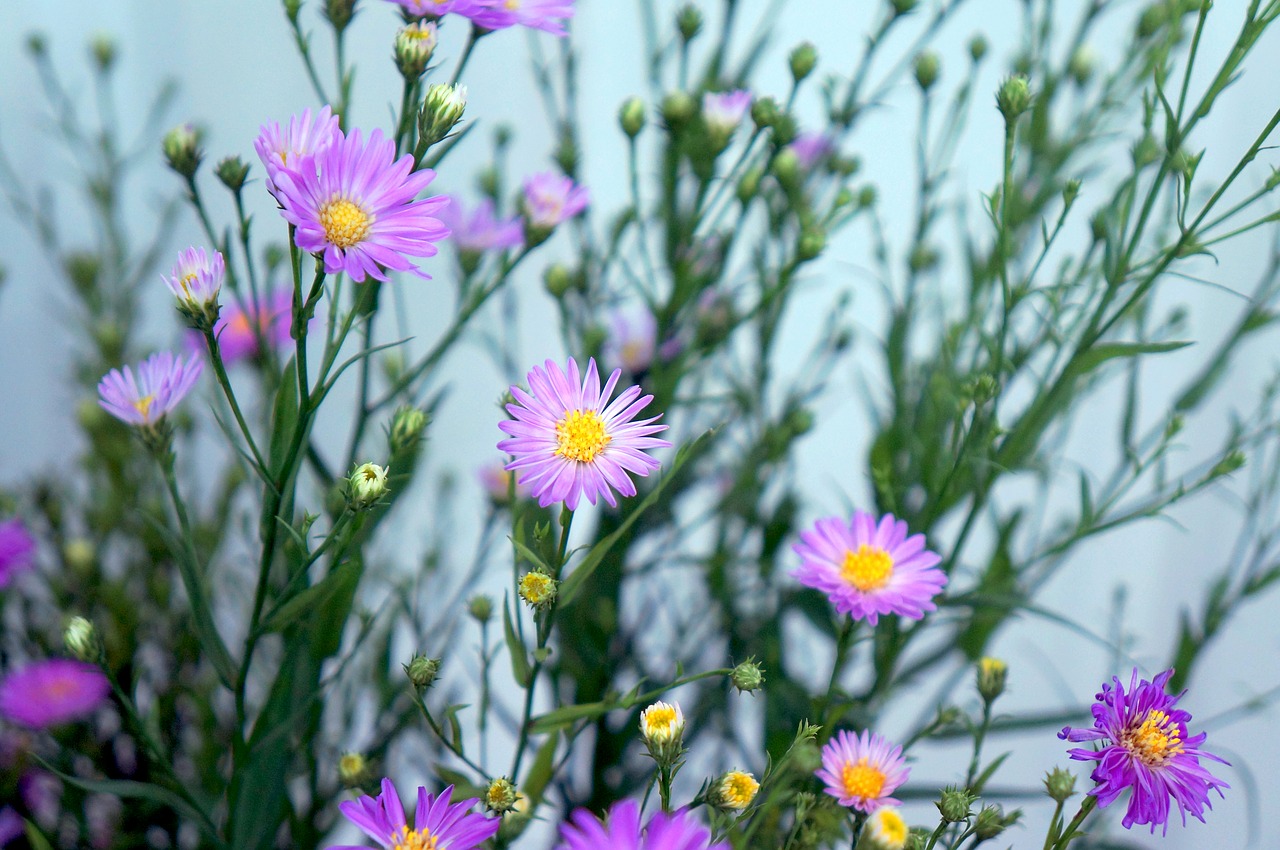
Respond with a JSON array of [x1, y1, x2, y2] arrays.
[[387, 0, 484, 18], [521, 172, 590, 229], [816, 730, 909, 813], [440, 196, 523, 253], [97, 351, 203, 428], [605, 310, 658, 376], [162, 246, 224, 318], [792, 511, 946, 625], [0, 659, 110, 729], [272, 127, 449, 283], [555, 799, 728, 850], [702, 90, 753, 137], [465, 0, 575, 35], [0, 519, 36, 589], [787, 133, 836, 171], [330, 779, 499, 850], [1059, 668, 1229, 834], [254, 105, 341, 197], [498, 357, 671, 510], [209, 290, 297, 365]]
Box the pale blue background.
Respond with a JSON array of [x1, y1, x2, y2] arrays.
[[1, 1, 1278, 847]]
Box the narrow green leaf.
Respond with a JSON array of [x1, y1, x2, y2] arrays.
[[1071, 340, 1191, 376], [503, 598, 532, 688], [268, 356, 300, 476], [528, 701, 612, 734], [972, 751, 1011, 794], [522, 731, 559, 803], [261, 558, 359, 634], [24, 822, 55, 850]]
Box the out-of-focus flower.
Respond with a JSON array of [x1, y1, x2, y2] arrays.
[[477, 463, 524, 505], [977, 657, 1007, 702], [440, 197, 523, 255], [710, 770, 759, 810], [388, 0, 484, 19], [555, 799, 727, 850], [203, 289, 296, 365], [521, 172, 589, 235], [792, 511, 946, 625], [816, 730, 909, 813], [333, 779, 500, 850], [606, 310, 657, 376], [1059, 668, 1228, 834], [702, 90, 752, 144], [0, 660, 110, 729], [498, 357, 670, 510], [0, 807, 22, 848], [253, 106, 340, 197], [0, 519, 36, 589], [787, 133, 836, 171], [97, 352, 203, 428], [856, 806, 909, 850], [464, 0, 575, 35], [273, 127, 449, 282], [163, 247, 224, 331], [338, 752, 371, 788]]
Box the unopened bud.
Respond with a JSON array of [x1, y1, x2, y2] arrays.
[[976, 657, 1007, 702], [968, 35, 988, 62], [484, 776, 520, 813], [215, 156, 250, 193], [736, 167, 762, 204], [1068, 45, 1096, 86], [710, 770, 759, 810], [661, 91, 697, 131], [338, 752, 371, 787], [1043, 767, 1076, 803], [283, 0, 303, 23], [348, 462, 389, 510], [64, 616, 102, 663], [619, 97, 646, 138], [395, 21, 438, 79], [972, 804, 1018, 840], [323, 0, 357, 34], [162, 124, 203, 179], [1062, 178, 1081, 207], [543, 263, 574, 299], [405, 655, 441, 689], [418, 83, 467, 148], [936, 786, 974, 823], [90, 34, 117, 72], [468, 594, 494, 623], [789, 42, 818, 83], [750, 97, 781, 132], [389, 406, 428, 456], [996, 76, 1032, 122], [890, 0, 920, 16], [797, 228, 826, 262], [676, 4, 703, 42], [914, 51, 940, 92], [730, 658, 765, 693]]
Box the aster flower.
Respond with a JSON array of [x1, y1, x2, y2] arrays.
[[606, 310, 657, 376], [555, 799, 728, 850], [1059, 668, 1229, 834], [203, 289, 296, 365], [272, 127, 449, 282], [331, 779, 499, 850], [857, 806, 909, 850], [792, 511, 946, 625], [816, 730, 909, 813], [465, 0, 575, 35], [0, 659, 110, 729], [440, 196, 524, 254], [787, 133, 836, 171], [702, 90, 752, 142], [497, 357, 671, 510], [163, 246, 224, 329], [0, 519, 36, 589], [522, 171, 590, 231], [253, 105, 341, 196], [97, 351, 203, 428], [387, 0, 483, 18]]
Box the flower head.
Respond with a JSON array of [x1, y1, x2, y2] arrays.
[[254, 106, 341, 196], [97, 351, 203, 428], [606, 310, 657, 376], [163, 246, 224, 329], [273, 127, 449, 282], [816, 730, 909, 813], [710, 770, 759, 811], [440, 196, 523, 254], [394, 21, 438, 78], [0, 519, 36, 589], [204, 289, 296, 365], [388, 0, 483, 18], [640, 701, 685, 747], [1059, 668, 1228, 834], [702, 90, 752, 139], [787, 133, 836, 171], [0, 659, 110, 729], [464, 0, 575, 35], [521, 172, 590, 230], [856, 806, 909, 850], [348, 463, 390, 510], [518, 571, 558, 609], [792, 511, 946, 625], [498, 357, 671, 510], [555, 799, 727, 850], [335, 779, 500, 850]]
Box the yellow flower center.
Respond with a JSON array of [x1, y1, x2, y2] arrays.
[[1123, 709, 1184, 766], [719, 771, 760, 809], [179, 272, 198, 297], [840, 758, 886, 801], [840, 544, 894, 592], [554, 409, 610, 463], [391, 825, 438, 850], [132, 395, 156, 419], [319, 197, 373, 249], [870, 807, 908, 845], [505, 0, 520, 8], [644, 706, 678, 737], [519, 572, 555, 606]]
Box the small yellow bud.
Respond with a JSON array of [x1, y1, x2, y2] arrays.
[[976, 657, 1007, 702], [348, 462, 390, 510], [640, 700, 685, 764], [338, 752, 370, 787], [857, 806, 910, 850], [710, 770, 759, 810], [485, 776, 521, 814], [519, 571, 558, 609]]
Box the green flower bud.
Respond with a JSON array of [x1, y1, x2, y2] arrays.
[[936, 786, 974, 823], [972, 804, 1018, 840], [750, 97, 781, 132], [485, 776, 521, 813], [908, 242, 939, 273], [1068, 45, 1096, 86], [1137, 3, 1168, 39], [405, 655, 441, 689], [90, 34, 117, 72], [913, 51, 941, 92], [348, 462, 390, 510], [789, 42, 818, 83], [1211, 450, 1246, 477], [737, 167, 763, 204], [215, 156, 250, 193], [468, 594, 494, 623], [1132, 133, 1160, 169], [283, 0, 303, 24], [890, 0, 920, 16], [390, 406, 428, 456], [65, 251, 101, 297], [64, 616, 103, 663], [395, 21, 438, 79], [857, 185, 878, 209], [996, 76, 1032, 122], [418, 83, 467, 149], [1090, 209, 1108, 242], [162, 124, 203, 179], [976, 656, 1007, 702], [797, 228, 827, 262], [771, 149, 801, 191], [519, 571, 558, 609], [905, 827, 930, 850], [543, 263, 574, 299], [676, 4, 703, 42], [730, 658, 765, 693], [1062, 178, 1081, 207], [619, 96, 646, 138], [968, 35, 988, 63], [1043, 767, 1076, 803], [26, 33, 47, 57], [661, 91, 697, 131], [323, 0, 357, 34]]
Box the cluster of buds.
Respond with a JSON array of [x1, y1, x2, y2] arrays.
[[639, 700, 685, 766]]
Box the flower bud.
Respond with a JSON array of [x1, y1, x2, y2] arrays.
[[913, 51, 940, 92], [771, 149, 801, 191], [730, 658, 765, 694], [996, 76, 1032, 122], [905, 828, 929, 850], [338, 752, 371, 787], [323, 0, 357, 34], [1068, 45, 1096, 87], [395, 21, 438, 79], [639, 700, 685, 764], [1043, 767, 1076, 803], [619, 96, 646, 138], [936, 786, 974, 823], [389, 406, 428, 457], [661, 91, 697, 132], [64, 616, 103, 664], [968, 35, 988, 62], [63, 539, 96, 574], [90, 34, 117, 73], [976, 657, 1007, 703], [485, 777, 521, 814], [797, 227, 827, 262], [736, 167, 762, 204], [468, 594, 494, 623], [543, 263, 574, 299], [348, 462, 390, 510], [890, 0, 919, 16], [1062, 178, 1081, 208], [519, 571, 558, 609], [750, 96, 781, 133], [215, 156, 250, 193], [789, 42, 818, 83], [405, 655, 441, 690], [972, 804, 1018, 840], [710, 770, 759, 811], [857, 806, 909, 850], [162, 124, 203, 179], [857, 185, 878, 209], [676, 4, 702, 42], [418, 83, 467, 149], [283, 0, 302, 23]]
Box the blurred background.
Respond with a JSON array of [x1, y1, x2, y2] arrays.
[[1, 0, 1277, 847]]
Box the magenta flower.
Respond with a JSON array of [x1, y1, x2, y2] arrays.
[[1059, 669, 1229, 834], [792, 511, 946, 625], [606, 310, 657, 376], [97, 352, 203, 428], [331, 779, 499, 850], [498, 357, 671, 510], [440, 196, 524, 253], [205, 290, 297, 365], [816, 730, 909, 813], [163, 247, 224, 318], [787, 133, 836, 171], [254, 106, 341, 197], [0, 519, 36, 589], [522, 172, 589, 229], [465, 0, 575, 35], [555, 799, 728, 850], [273, 127, 449, 282], [702, 90, 752, 136], [0, 660, 110, 729]]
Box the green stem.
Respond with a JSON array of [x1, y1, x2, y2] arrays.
[[203, 330, 272, 483], [1051, 795, 1098, 850]]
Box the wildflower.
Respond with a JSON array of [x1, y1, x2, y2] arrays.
[[606, 310, 657, 376], [338, 752, 371, 788], [857, 806, 909, 850], [710, 770, 759, 810], [497, 357, 671, 510], [97, 352, 203, 428], [1058, 668, 1229, 834], [478, 463, 522, 505], [253, 105, 340, 197], [519, 571, 558, 609], [394, 21, 438, 79], [0, 659, 110, 729], [405, 656, 441, 690], [162, 123, 202, 178], [389, 0, 483, 19], [787, 133, 836, 171], [521, 172, 589, 240], [640, 701, 684, 764], [348, 463, 390, 510], [976, 657, 1007, 702], [792, 511, 946, 625], [0, 519, 36, 589], [334, 779, 500, 850], [63, 617, 102, 664], [464, 0, 575, 36], [729, 658, 765, 694], [274, 128, 449, 282], [484, 777, 520, 814], [163, 246, 224, 331], [418, 83, 467, 148], [439, 196, 523, 256], [816, 730, 909, 813], [555, 799, 727, 850], [701, 90, 752, 146], [205, 290, 295, 365]]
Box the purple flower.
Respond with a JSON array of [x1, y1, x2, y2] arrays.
[[522, 172, 589, 230], [387, 0, 484, 18], [555, 799, 728, 850], [702, 90, 752, 137], [440, 196, 524, 253], [0, 519, 36, 589], [606, 310, 657, 376], [464, 0, 575, 35], [792, 511, 946, 625], [1059, 669, 1229, 834], [208, 290, 297, 365], [816, 730, 909, 813], [273, 127, 449, 282], [787, 133, 836, 171], [0, 807, 21, 848], [498, 357, 672, 510], [163, 247, 224, 320], [254, 106, 341, 197], [330, 779, 499, 850], [0, 660, 110, 729], [97, 351, 203, 428]]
